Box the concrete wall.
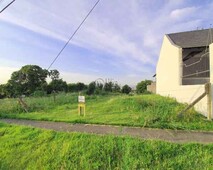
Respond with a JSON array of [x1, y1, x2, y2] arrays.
[[147, 82, 156, 94], [156, 35, 211, 117]]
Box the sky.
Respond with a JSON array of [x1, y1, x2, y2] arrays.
[[0, 0, 213, 86]]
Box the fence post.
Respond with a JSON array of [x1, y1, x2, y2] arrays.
[[207, 83, 212, 120]]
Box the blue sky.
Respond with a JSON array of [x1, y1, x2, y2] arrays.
[[0, 0, 213, 86]]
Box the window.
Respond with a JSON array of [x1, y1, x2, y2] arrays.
[[182, 47, 210, 85]]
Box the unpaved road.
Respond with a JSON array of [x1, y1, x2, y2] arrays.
[[1, 118, 213, 144]]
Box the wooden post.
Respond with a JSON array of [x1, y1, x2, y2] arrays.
[[178, 83, 211, 117], [18, 96, 28, 113], [78, 103, 85, 116], [206, 83, 212, 120]]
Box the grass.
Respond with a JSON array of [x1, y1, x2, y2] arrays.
[[0, 93, 212, 131], [0, 122, 212, 170]]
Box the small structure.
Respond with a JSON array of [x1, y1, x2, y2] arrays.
[[78, 96, 85, 116], [147, 82, 156, 94], [147, 75, 156, 94], [156, 29, 213, 119]]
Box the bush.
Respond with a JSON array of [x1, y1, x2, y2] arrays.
[[32, 90, 46, 97], [121, 85, 132, 94], [86, 82, 96, 95], [136, 80, 152, 94]]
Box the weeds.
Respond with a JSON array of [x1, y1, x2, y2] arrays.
[[0, 123, 212, 169], [0, 93, 212, 130]]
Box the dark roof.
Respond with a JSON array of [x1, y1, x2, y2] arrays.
[[167, 29, 213, 48]]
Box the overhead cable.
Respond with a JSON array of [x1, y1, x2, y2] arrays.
[[47, 0, 101, 70], [0, 0, 15, 13]]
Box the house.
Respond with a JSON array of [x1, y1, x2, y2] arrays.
[[156, 29, 213, 119]]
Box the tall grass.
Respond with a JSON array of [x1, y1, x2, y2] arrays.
[[0, 93, 212, 130], [0, 122, 212, 170], [0, 93, 117, 114], [0, 93, 78, 114]]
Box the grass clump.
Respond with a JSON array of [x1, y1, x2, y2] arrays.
[[0, 93, 212, 131], [0, 122, 212, 170]]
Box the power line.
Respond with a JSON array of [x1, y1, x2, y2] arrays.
[[0, 0, 15, 13], [47, 0, 101, 70]]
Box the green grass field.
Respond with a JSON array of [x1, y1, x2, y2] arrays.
[[0, 93, 212, 130], [0, 122, 212, 170]]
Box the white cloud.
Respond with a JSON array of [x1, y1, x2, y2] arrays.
[[60, 71, 99, 84], [72, 26, 154, 64], [170, 7, 198, 20], [0, 0, 212, 85], [0, 0, 155, 66]]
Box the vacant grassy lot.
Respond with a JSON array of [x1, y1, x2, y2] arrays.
[[0, 122, 212, 170], [0, 93, 212, 130]]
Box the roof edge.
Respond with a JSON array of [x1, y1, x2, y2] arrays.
[[165, 34, 181, 48]]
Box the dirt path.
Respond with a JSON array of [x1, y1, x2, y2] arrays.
[[1, 118, 213, 144]]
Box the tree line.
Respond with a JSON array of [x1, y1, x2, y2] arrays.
[[0, 65, 152, 99]]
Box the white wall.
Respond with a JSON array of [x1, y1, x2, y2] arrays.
[[156, 35, 182, 90], [209, 43, 213, 119], [156, 35, 210, 117]]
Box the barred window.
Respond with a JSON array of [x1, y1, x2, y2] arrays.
[[182, 47, 210, 85]]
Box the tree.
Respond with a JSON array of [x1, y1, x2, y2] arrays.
[[67, 83, 78, 93], [7, 65, 48, 96], [104, 82, 113, 92], [94, 82, 104, 95], [86, 82, 96, 95], [96, 82, 103, 91], [2, 83, 14, 98], [113, 83, 121, 92], [76, 82, 87, 91], [0, 84, 6, 99], [49, 69, 60, 81], [121, 85, 132, 94], [67, 82, 87, 93], [48, 69, 68, 93], [48, 79, 68, 93], [136, 80, 152, 94]]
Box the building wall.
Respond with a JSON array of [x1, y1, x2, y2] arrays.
[[209, 43, 213, 119], [147, 82, 156, 93], [156, 35, 210, 117]]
